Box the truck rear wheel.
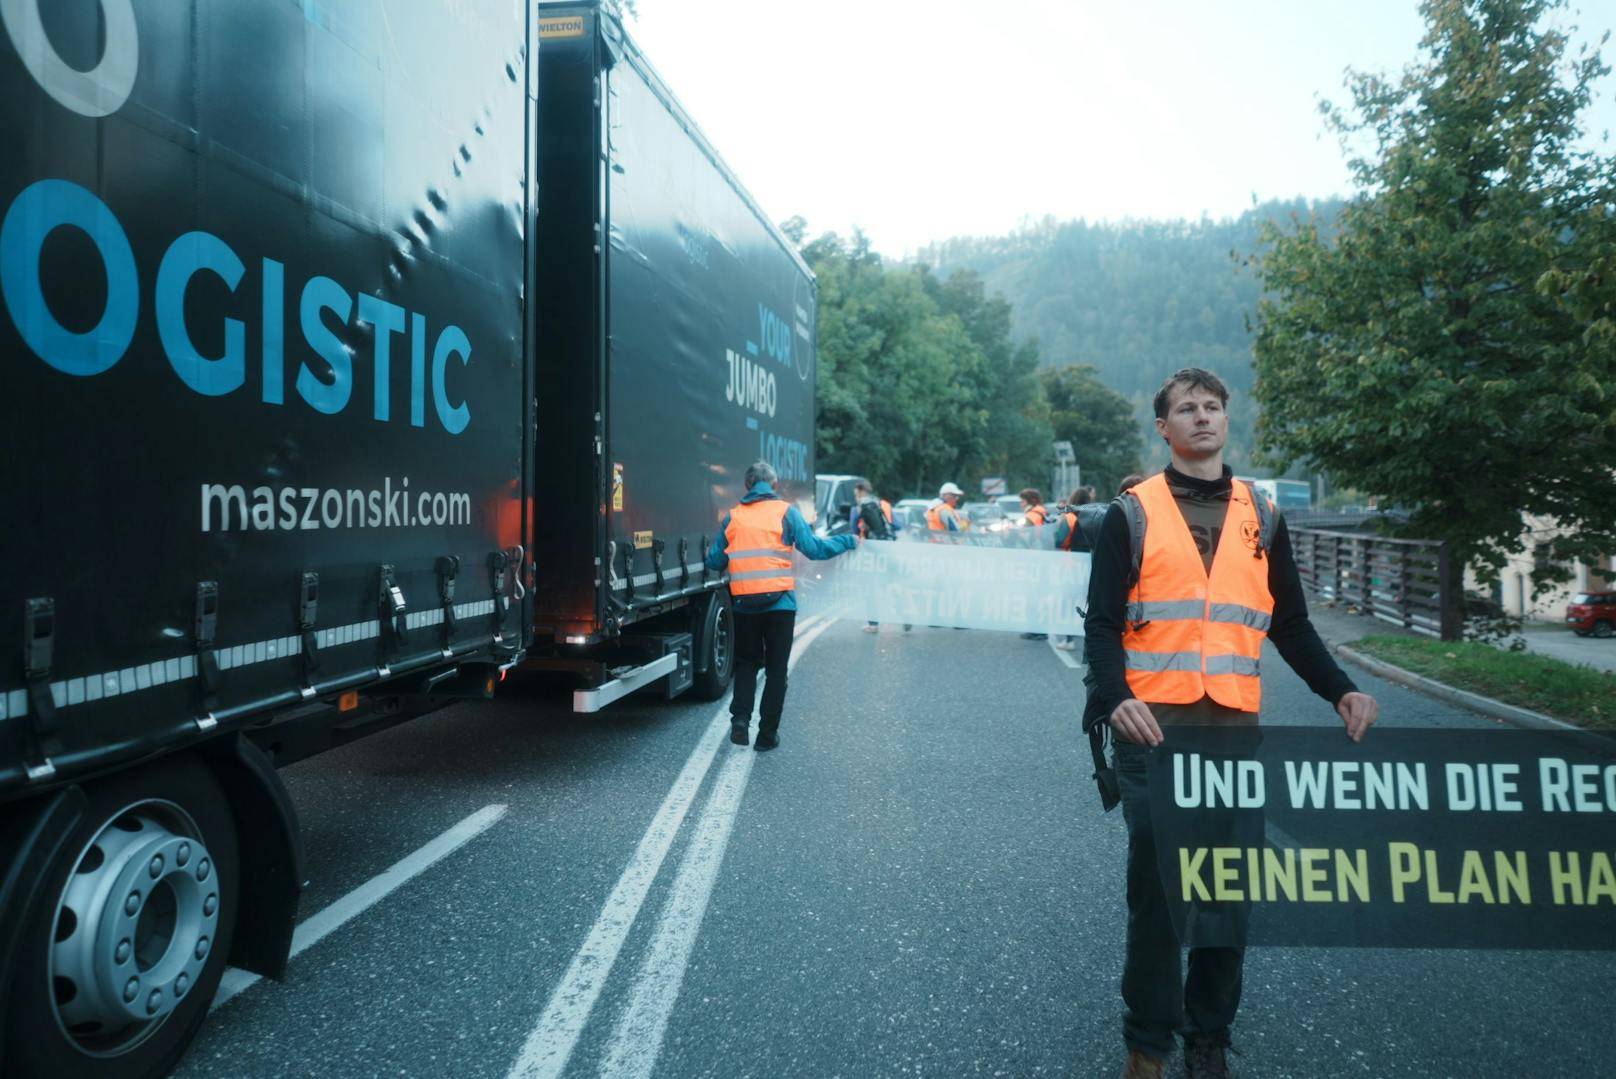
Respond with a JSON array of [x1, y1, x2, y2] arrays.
[[689, 591, 736, 701], [4, 754, 239, 1079]]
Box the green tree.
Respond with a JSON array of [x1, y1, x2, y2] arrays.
[[921, 269, 1054, 491], [1040, 364, 1142, 499], [799, 229, 1053, 499], [924, 199, 1345, 474], [1249, 0, 1616, 583], [803, 231, 977, 498]]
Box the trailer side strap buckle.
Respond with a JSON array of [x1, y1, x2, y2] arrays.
[[651, 538, 666, 595], [379, 565, 408, 653], [700, 535, 710, 584], [437, 555, 460, 645], [195, 582, 221, 713], [488, 550, 513, 641], [678, 539, 690, 589], [22, 597, 61, 777], [299, 572, 321, 682]]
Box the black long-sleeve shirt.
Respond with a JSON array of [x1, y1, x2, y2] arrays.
[[1082, 466, 1356, 726]]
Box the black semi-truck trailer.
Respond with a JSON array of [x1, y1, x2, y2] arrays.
[[0, 2, 814, 1075], [527, 3, 818, 711]]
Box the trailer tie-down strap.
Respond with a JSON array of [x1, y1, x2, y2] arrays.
[[379, 565, 408, 661], [298, 572, 320, 696], [488, 550, 510, 637], [22, 597, 61, 779], [437, 555, 460, 649], [195, 581, 221, 720], [678, 539, 691, 589]]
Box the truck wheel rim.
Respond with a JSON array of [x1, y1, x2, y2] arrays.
[[49, 799, 220, 1058], [713, 604, 732, 676]]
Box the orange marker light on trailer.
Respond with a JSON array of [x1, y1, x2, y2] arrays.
[[337, 690, 359, 712]]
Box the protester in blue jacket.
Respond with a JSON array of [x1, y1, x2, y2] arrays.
[[706, 461, 856, 750]]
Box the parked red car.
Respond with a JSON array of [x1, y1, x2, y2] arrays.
[[1566, 591, 1616, 637]]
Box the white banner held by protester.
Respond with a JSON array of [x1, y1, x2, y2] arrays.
[[795, 526, 1091, 635]]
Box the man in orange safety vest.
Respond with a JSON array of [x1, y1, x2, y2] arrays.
[[706, 460, 857, 751], [1083, 368, 1379, 1079]]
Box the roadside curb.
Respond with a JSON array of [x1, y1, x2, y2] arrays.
[[1334, 642, 1596, 737]]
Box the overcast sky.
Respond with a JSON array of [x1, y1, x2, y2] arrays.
[[627, 0, 1616, 258]]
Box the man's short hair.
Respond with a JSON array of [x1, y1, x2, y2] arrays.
[[744, 460, 778, 488], [1117, 473, 1145, 494], [1018, 487, 1042, 505], [1069, 487, 1092, 505], [1153, 367, 1229, 419], [854, 480, 871, 494]]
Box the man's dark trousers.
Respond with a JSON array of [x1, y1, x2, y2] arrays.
[[1114, 740, 1244, 1058], [730, 609, 796, 732]]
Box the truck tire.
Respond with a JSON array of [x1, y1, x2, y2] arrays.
[[689, 591, 736, 701], [3, 754, 239, 1079]]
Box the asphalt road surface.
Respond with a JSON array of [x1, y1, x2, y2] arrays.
[[176, 617, 1616, 1078]]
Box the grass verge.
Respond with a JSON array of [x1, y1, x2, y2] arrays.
[[1352, 635, 1615, 729]]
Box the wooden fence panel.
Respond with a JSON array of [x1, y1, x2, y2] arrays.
[[1290, 527, 1460, 640]]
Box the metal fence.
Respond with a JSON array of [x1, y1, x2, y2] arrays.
[[1290, 527, 1462, 640]]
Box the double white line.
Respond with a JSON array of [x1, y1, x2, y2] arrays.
[[508, 613, 835, 1079]]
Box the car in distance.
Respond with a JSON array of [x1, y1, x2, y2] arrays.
[[1566, 591, 1616, 637]]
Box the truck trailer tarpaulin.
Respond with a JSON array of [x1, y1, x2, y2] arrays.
[[529, 2, 817, 709], [0, 2, 534, 1074]]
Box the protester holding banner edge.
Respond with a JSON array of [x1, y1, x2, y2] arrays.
[[1081, 368, 1379, 1079], [707, 460, 859, 751]]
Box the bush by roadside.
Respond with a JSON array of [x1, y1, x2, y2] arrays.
[[1353, 635, 1615, 730]]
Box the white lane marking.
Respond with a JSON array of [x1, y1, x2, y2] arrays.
[[597, 615, 835, 1079], [1048, 636, 1083, 669], [505, 612, 827, 1079], [212, 803, 508, 1009]]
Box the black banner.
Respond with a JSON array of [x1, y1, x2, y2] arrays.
[[1139, 726, 1616, 949]]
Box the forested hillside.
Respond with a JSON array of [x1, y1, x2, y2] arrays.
[[920, 198, 1343, 472]]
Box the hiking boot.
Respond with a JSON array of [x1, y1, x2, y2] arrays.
[[1183, 1044, 1232, 1078], [730, 723, 749, 746], [1121, 1049, 1166, 1079]]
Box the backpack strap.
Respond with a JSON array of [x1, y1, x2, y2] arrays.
[[1241, 480, 1278, 558], [1117, 492, 1146, 590]]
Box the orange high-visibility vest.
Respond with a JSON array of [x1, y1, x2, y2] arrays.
[[723, 499, 795, 596], [1121, 473, 1273, 712], [1025, 505, 1048, 527], [926, 502, 949, 530]]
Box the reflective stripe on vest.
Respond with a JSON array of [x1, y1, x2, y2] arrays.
[[1121, 473, 1274, 712], [724, 500, 794, 596]]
